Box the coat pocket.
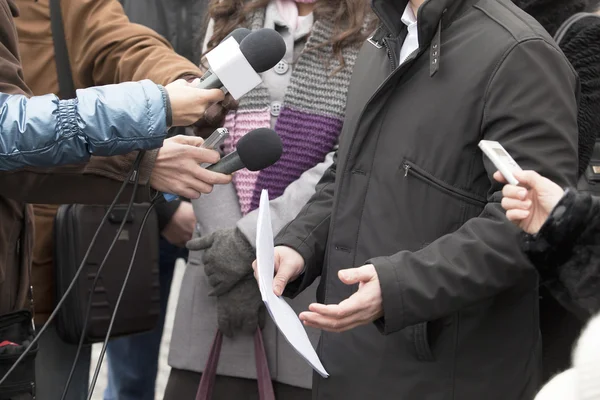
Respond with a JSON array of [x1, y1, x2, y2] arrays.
[[411, 317, 447, 362], [402, 160, 486, 207]]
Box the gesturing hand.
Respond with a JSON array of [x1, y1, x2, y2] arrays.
[[494, 170, 564, 234], [150, 135, 231, 199], [299, 264, 383, 333]]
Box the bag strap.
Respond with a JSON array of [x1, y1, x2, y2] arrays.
[[196, 331, 224, 400], [554, 12, 600, 45], [254, 328, 275, 400], [49, 0, 76, 99], [196, 329, 275, 400]]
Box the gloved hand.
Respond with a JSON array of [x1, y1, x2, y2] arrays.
[[216, 276, 266, 338], [193, 93, 239, 138], [186, 228, 255, 296]]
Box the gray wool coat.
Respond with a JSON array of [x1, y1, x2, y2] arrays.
[[168, 152, 334, 389]]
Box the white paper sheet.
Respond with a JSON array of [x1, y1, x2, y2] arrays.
[[255, 189, 329, 378]]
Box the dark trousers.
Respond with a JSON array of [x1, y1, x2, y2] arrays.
[[164, 368, 312, 400]]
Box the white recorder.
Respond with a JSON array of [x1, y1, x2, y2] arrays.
[[478, 140, 522, 185]]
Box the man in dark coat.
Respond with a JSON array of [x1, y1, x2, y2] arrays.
[[264, 0, 579, 398]]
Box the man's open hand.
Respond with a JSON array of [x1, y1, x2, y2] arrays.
[[299, 264, 383, 333]]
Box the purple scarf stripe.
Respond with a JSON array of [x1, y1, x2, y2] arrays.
[[249, 107, 343, 211]]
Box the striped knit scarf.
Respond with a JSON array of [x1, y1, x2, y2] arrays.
[[223, 8, 361, 215]]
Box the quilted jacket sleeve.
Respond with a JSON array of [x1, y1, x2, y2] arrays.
[[0, 79, 168, 171]]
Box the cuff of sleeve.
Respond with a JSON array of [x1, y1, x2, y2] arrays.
[[370, 256, 405, 335], [138, 149, 158, 185], [521, 189, 590, 282], [536, 189, 588, 248], [156, 199, 182, 232], [157, 85, 173, 128]]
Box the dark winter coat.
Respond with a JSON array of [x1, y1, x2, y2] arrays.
[[274, 0, 579, 398], [524, 190, 600, 318]]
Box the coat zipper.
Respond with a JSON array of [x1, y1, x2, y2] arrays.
[[0, 381, 36, 399], [402, 161, 486, 207]]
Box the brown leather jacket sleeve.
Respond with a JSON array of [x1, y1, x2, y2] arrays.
[[0, 0, 30, 96], [61, 0, 201, 87], [0, 150, 158, 204]]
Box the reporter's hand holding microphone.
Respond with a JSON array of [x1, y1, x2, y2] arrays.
[[149, 80, 232, 199], [152, 28, 288, 199]]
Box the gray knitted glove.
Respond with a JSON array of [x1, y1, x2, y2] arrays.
[[217, 276, 266, 337], [186, 228, 255, 296]]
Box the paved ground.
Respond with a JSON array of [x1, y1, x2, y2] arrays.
[[89, 259, 186, 400]]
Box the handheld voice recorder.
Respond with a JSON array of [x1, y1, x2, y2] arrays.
[[478, 140, 522, 185]]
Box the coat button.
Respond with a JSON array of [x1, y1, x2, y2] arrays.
[[270, 101, 283, 117], [274, 60, 289, 75]]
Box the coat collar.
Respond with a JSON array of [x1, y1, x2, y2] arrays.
[[371, 0, 477, 47]]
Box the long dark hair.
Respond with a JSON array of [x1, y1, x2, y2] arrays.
[[204, 0, 377, 70]]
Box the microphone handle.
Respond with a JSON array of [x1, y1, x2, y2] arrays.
[[206, 151, 245, 174], [200, 70, 212, 82], [195, 73, 222, 90]]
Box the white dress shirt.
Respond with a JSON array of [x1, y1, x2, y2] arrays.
[[398, 4, 419, 65]]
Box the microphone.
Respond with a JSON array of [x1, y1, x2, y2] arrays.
[[200, 28, 251, 83], [197, 29, 286, 92], [206, 128, 282, 174], [161, 128, 282, 203], [224, 28, 251, 44]]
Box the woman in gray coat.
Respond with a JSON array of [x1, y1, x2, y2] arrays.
[[164, 0, 376, 398]]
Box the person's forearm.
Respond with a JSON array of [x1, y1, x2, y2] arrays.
[[63, 0, 201, 87], [0, 80, 167, 171]]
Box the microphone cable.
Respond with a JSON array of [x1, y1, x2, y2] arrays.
[[0, 152, 144, 387], [60, 156, 143, 400], [87, 193, 161, 400]]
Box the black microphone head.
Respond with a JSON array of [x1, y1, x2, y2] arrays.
[[237, 128, 283, 171], [239, 29, 286, 73], [224, 28, 251, 44]]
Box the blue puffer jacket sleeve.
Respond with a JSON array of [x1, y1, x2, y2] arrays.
[[0, 79, 168, 171]]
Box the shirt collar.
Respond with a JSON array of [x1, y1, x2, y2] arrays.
[[401, 3, 417, 28], [266, 1, 314, 40]]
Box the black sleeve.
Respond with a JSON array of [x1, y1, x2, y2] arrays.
[[523, 190, 600, 317], [155, 199, 181, 232], [274, 152, 338, 298]]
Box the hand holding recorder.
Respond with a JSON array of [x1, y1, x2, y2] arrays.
[[480, 140, 565, 234], [494, 170, 564, 235]]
